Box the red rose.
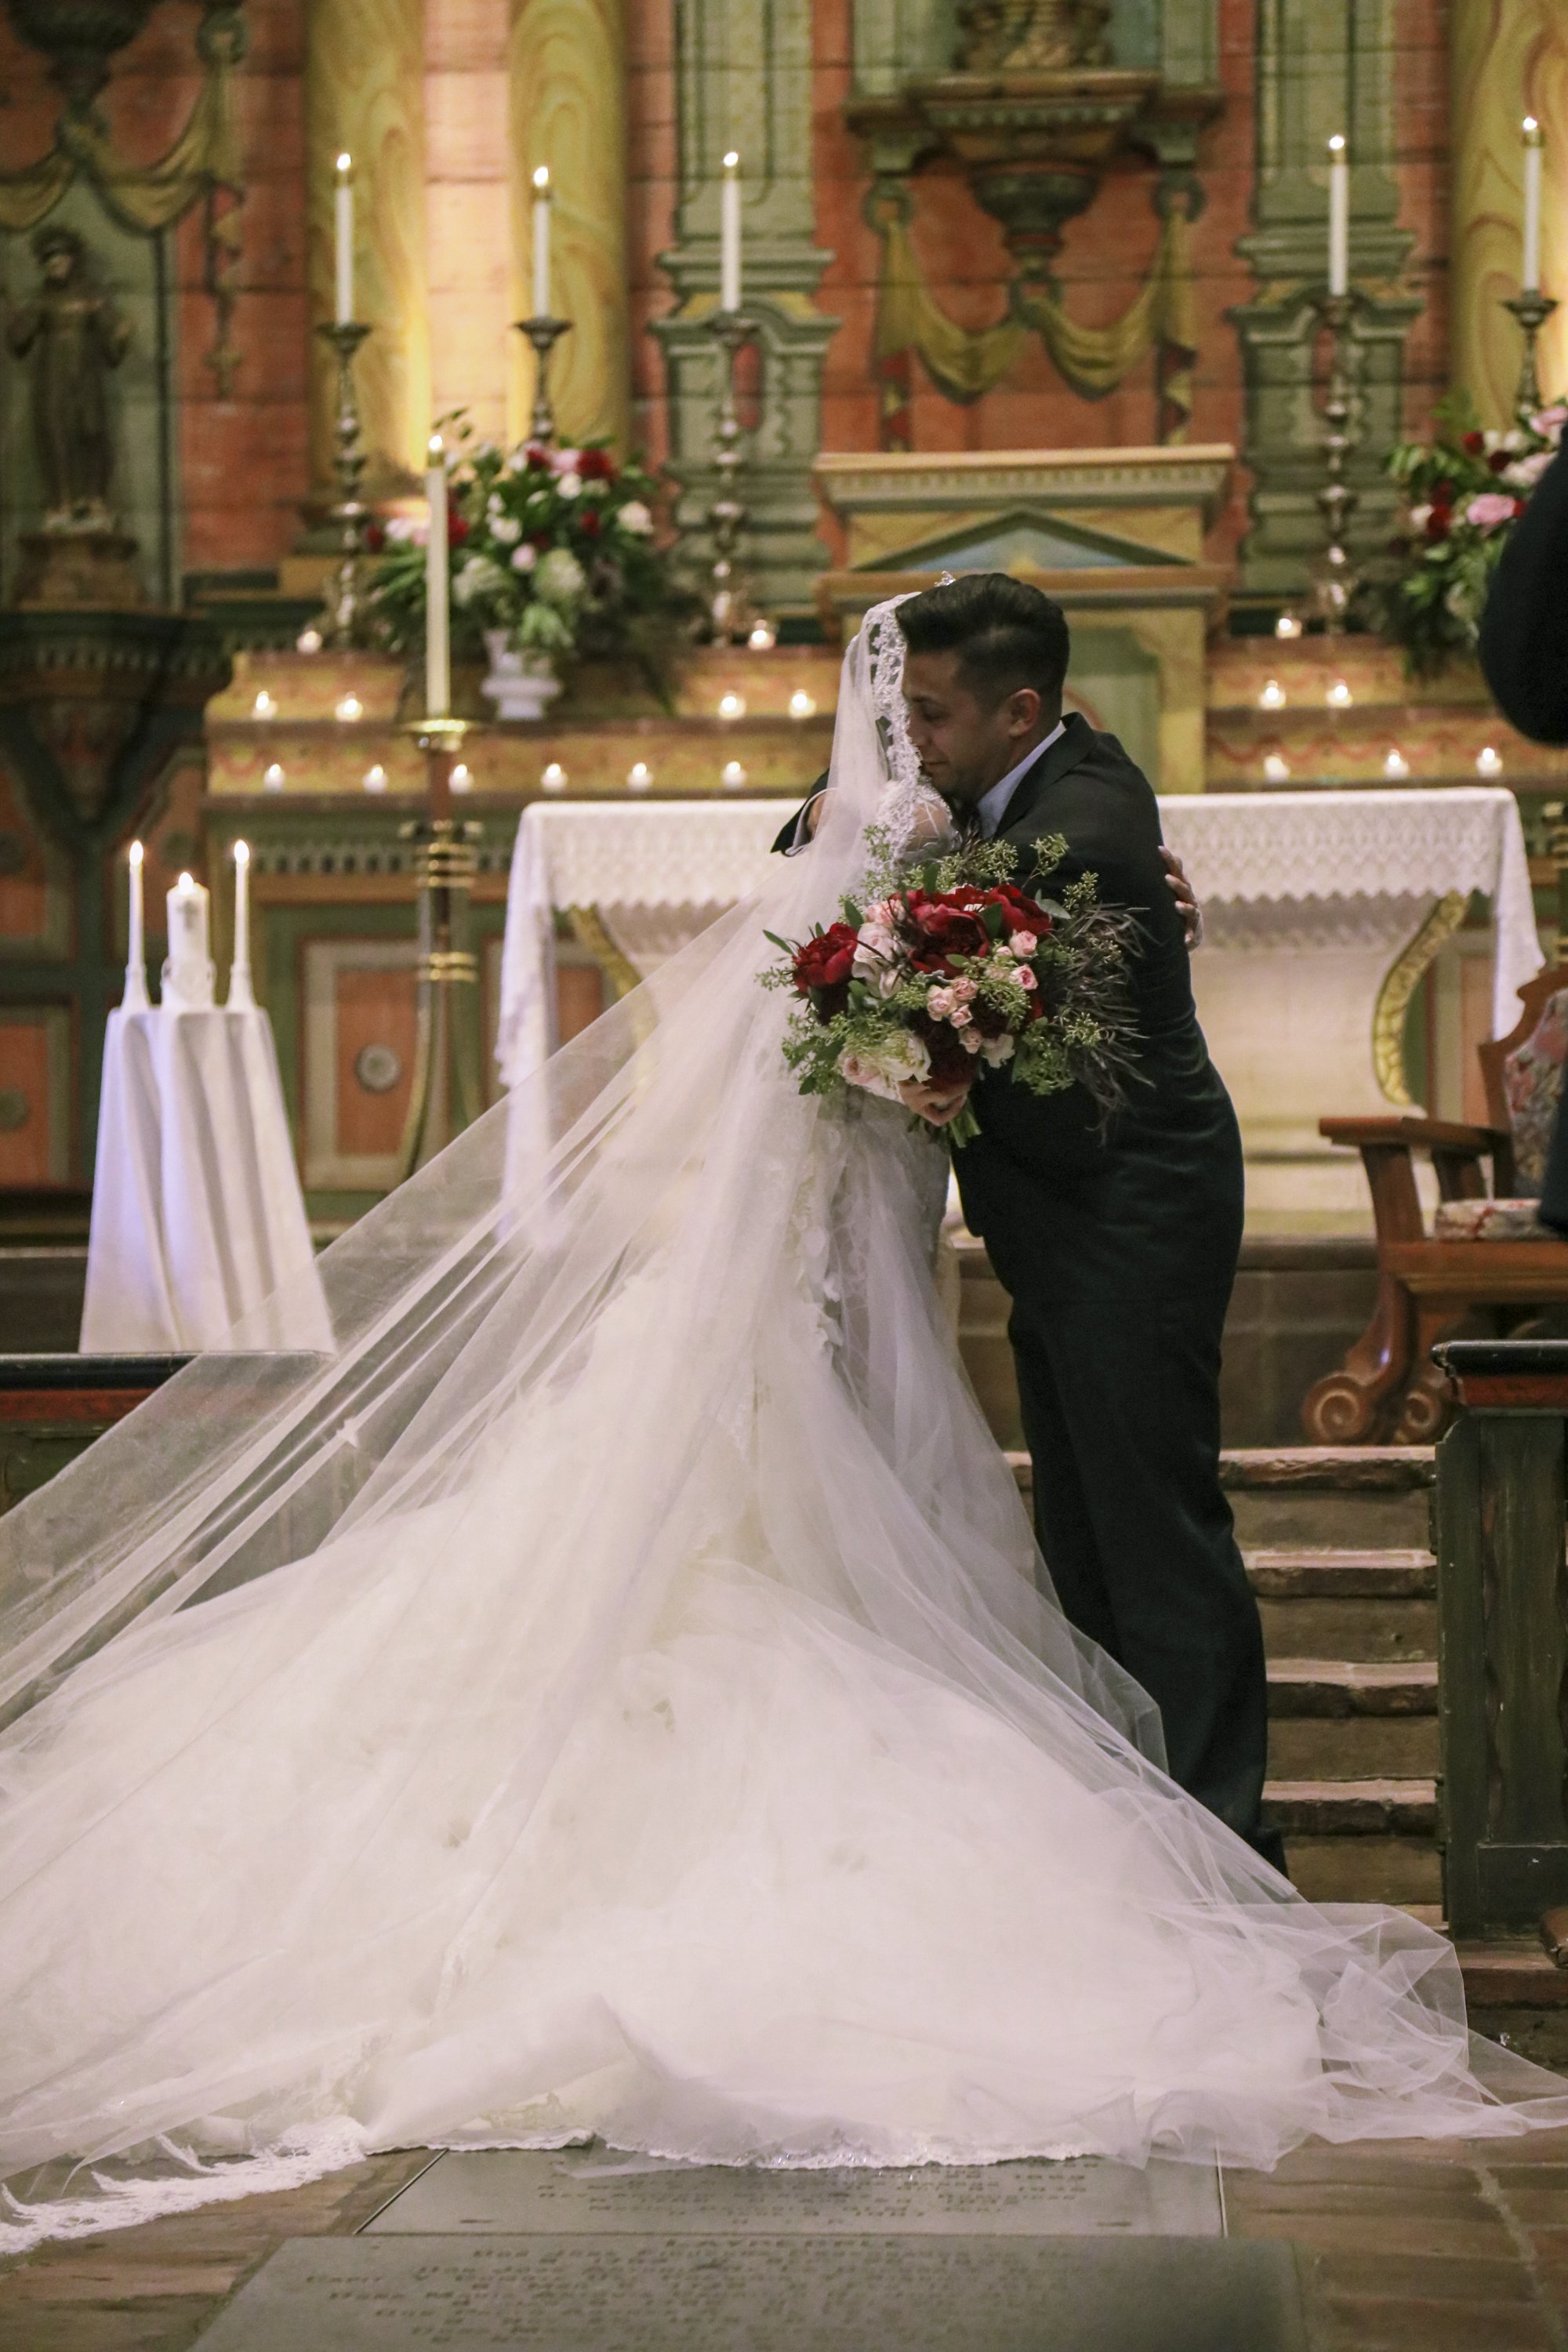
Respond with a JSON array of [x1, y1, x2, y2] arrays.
[[365, 521, 386, 553], [577, 448, 617, 481], [579, 510, 601, 538], [912, 1013, 973, 1089], [1425, 507, 1451, 542], [523, 441, 552, 471], [528, 531, 552, 550], [1436, 477, 1457, 505], [793, 921, 858, 1015], [1488, 448, 1512, 474], [1462, 430, 1486, 456], [1512, 496, 1526, 518], [902, 893, 988, 967], [448, 510, 470, 546]]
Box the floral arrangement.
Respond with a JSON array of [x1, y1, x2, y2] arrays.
[[763, 832, 1135, 1149], [1383, 394, 1566, 676], [368, 416, 689, 695]]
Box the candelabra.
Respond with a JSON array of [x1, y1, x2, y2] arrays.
[[1309, 292, 1363, 637], [704, 309, 759, 643], [314, 321, 374, 645], [1504, 289, 1560, 425], [395, 717, 484, 1181], [514, 315, 572, 448]]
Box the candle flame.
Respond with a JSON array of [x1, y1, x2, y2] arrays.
[[532, 165, 550, 191], [336, 151, 351, 176], [427, 432, 445, 461], [129, 840, 143, 869], [723, 150, 739, 171], [234, 840, 250, 868], [1327, 134, 1346, 154], [1525, 116, 1543, 143], [176, 871, 194, 891]]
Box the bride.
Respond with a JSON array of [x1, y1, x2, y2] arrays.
[[2, 599, 1564, 2252]]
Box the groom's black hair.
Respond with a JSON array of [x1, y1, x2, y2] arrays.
[[895, 573, 1070, 713]]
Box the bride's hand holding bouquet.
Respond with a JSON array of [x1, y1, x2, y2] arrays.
[[764, 829, 1136, 1149]]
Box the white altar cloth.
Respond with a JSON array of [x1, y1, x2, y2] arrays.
[[497, 787, 1541, 1083], [1157, 788, 1540, 1037], [81, 1006, 333, 1355]]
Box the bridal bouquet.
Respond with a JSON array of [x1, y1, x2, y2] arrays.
[[763, 831, 1135, 1148]]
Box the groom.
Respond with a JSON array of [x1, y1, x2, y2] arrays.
[[776, 574, 1283, 1873]]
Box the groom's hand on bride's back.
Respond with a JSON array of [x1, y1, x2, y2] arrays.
[[1162, 848, 1203, 949]]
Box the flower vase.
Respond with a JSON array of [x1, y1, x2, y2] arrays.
[[481, 631, 563, 723]]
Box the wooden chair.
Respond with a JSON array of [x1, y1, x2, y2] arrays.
[[1303, 966, 1568, 1444]]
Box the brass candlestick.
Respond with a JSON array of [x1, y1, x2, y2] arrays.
[[1504, 289, 1560, 423], [395, 717, 484, 1181], [704, 308, 759, 643], [315, 320, 374, 645], [1309, 291, 1363, 637], [514, 315, 572, 448]]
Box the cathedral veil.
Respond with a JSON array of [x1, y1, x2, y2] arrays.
[[3, 605, 1568, 2252]]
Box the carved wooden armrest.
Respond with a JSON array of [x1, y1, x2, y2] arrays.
[[1319, 1116, 1512, 1211], [1318, 1116, 1505, 1152]]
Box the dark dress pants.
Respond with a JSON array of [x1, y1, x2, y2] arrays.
[[1007, 1283, 1286, 1873]]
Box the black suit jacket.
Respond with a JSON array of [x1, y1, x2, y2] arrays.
[[1479, 447, 1568, 745], [774, 717, 1243, 1302]]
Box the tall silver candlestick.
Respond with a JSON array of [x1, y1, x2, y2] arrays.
[[514, 315, 572, 448], [1503, 289, 1560, 424], [1309, 291, 1362, 637], [704, 308, 759, 643], [314, 320, 374, 646]]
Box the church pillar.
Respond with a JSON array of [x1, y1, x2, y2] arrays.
[[506, 0, 631, 452], [305, 0, 429, 491], [1230, 0, 1417, 597], [1450, 0, 1568, 430], [650, 0, 837, 619]]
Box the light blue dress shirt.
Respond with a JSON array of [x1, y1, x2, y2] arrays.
[[973, 720, 1066, 838]]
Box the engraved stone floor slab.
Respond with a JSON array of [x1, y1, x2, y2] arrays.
[[194, 2232, 1308, 2352], [363, 2146, 1225, 2238]]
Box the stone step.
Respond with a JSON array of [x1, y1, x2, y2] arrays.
[[1459, 1940, 1568, 2074], [1266, 1659, 1439, 1780], [1265, 1777, 1442, 1907], [1248, 1548, 1437, 1664], [1222, 1446, 1435, 1553]]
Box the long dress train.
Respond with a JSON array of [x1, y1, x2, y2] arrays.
[[1, 604, 1564, 2252]]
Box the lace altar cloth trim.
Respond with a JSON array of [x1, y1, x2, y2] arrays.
[[1160, 788, 1541, 1034], [496, 787, 1543, 1089]]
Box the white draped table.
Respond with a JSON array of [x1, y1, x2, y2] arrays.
[[496, 789, 1542, 1223], [82, 1006, 333, 1354]]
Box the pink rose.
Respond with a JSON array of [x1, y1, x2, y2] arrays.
[[1011, 931, 1038, 956], [1016, 966, 1037, 991], [1465, 491, 1523, 532]]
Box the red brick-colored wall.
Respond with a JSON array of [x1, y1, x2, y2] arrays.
[[2, 0, 1454, 585]]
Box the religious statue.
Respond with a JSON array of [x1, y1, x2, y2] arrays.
[[5, 224, 132, 528], [953, 0, 1112, 72]]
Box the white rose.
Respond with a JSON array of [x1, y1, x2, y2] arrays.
[[535, 546, 587, 604], [452, 554, 507, 607], [510, 543, 538, 574], [616, 499, 655, 536], [383, 514, 425, 543], [980, 1033, 1015, 1067], [490, 514, 522, 545], [558, 473, 583, 499]]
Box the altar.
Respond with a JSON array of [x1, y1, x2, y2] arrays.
[[499, 789, 1542, 1230]]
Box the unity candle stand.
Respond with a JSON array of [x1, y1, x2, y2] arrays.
[[514, 314, 572, 449], [395, 719, 485, 1181], [704, 309, 760, 643], [314, 319, 375, 647], [1308, 291, 1364, 637]]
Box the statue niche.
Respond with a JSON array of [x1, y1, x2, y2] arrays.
[[953, 0, 1112, 73], [5, 223, 143, 605]]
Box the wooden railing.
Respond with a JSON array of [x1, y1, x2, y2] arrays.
[[1433, 1338, 1568, 1937]]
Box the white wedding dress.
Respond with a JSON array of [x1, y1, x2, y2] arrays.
[[2, 605, 1565, 2252]]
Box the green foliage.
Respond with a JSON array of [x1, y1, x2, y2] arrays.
[[1377, 392, 1565, 678]]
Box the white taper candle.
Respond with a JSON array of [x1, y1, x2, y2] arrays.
[[425, 433, 450, 720], [163, 871, 214, 1011], [1523, 118, 1544, 294], [124, 839, 150, 1013], [335, 152, 354, 325], [720, 150, 742, 312], [1327, 135, 1349, 297], [228, 840, 254, 1010], [532, 165, 551, 316]]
